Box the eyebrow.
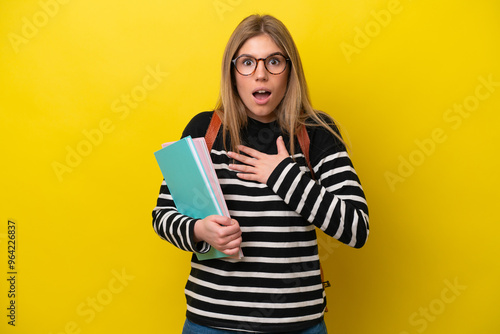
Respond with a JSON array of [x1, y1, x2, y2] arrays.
[[235, 52, 286, 59]]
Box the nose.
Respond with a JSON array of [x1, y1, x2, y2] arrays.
[[254, 59, 268, 80]]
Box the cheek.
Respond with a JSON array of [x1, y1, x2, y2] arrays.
[[276, 76, 289, 100], [235, 77, 249, 99]]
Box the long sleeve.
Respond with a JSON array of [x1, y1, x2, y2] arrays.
[[152, 181, 211, 253], [151, 112, 214, 254], [266, 133, 369, 248]]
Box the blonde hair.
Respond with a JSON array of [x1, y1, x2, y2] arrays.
[[215, 14, 344, 154]]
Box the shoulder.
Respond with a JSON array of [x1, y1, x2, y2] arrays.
[[305, 112, 347, 162], [181, 111, 214, 138], [305, 112, 344, 146]]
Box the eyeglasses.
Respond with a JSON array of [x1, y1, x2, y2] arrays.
[[232, 52, 290, 76]]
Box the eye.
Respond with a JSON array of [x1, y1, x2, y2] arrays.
[[240, 57, 255, 67], [267, 56, 283, 67]]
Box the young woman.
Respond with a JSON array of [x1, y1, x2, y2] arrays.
[[152, 14, 369, 334]]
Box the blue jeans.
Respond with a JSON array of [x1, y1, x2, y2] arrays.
[[182, 318, 328, 334]]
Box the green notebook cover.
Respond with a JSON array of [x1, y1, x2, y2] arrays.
[[154, 136, 229, 261]]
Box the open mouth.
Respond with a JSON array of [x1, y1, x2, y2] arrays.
[[252, 89, 271, 101]]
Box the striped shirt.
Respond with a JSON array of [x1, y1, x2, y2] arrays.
[[152, 111, 369, 332]]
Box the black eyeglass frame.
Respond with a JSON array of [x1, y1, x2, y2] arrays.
[[231, 52, 290, 76]]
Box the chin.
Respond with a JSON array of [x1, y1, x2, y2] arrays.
[[247, 109, 276, 122]]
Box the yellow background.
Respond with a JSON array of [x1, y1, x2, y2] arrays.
[[1, 0, 499, 333]]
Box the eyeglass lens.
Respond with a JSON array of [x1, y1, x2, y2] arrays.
[[234, 54, 287, 75]]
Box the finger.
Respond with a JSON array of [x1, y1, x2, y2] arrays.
[[222, 235, 242, 252], [217, 220, 242, 239], [221, 223, 242, 237], [209, 215, 233, 226], [224, 238, 242, 251], [223, 230, 242, 242], [276, 136, 289, 156], [228, 151, 256, 165], [237, 145, 263, 159], [235, 172, 259, 182], [222, 247, 241, 256], [229, 163, 256, 174]]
